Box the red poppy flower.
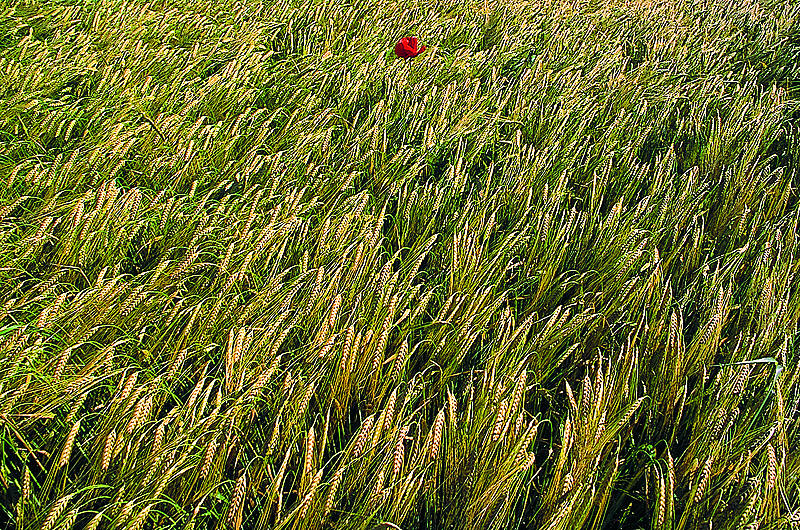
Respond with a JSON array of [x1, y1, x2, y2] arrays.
[[394, 36, 426, 59]]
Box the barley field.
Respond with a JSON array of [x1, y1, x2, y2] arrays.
[[1, 0, 799, 528]]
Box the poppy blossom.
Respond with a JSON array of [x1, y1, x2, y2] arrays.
[[394, 36, 426, 59]]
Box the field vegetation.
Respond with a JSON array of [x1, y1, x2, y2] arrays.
[[1, 0, 800, 528]]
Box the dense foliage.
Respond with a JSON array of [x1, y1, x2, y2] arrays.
[[1, 0, 800, 528]]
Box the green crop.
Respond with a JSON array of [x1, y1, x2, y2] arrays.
[[1, 0, 799, 528]]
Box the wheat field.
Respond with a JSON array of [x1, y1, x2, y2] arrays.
[[1, 0, 799, 528]]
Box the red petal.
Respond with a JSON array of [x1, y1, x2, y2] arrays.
[[395, 40, 412, 57], [394, 37, 424, 58]]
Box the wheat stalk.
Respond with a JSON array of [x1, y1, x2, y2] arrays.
[[83, 512, 103, 530], [41, 494, 74, 530], [766, 443, 777, 491], [297, 468, 322, 520], [693, 455, 714, 503], [491, 399, 509, 442], [199, 438, 218, 480], [352, 414, 375, 458], [58, 419, 81, 469], [428, 408, 445, 461], [324, 466, 345, 518], [391, 424, 410, 484], [303, 427, 316, 488], [226, 473, 247, 530]]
